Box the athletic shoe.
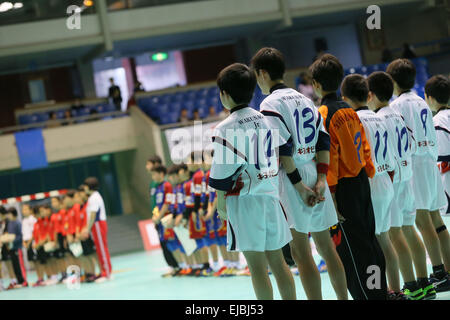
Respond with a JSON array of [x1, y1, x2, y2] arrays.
[[236, 266, 251, 276], [94, 276, 108, 284], [13, 281, 28, 289], [213, 266, 227, 277], [179, 268, 191, 276], [317, 260, 328, 273], [6, 283, 17, 290], [198, 268, 213, 277], [32, 279, 45, 287], [58, 276, 67, 284], [422, 283, 437, 300], [429, 273, 450, 293], [387, 290, 408, 300], [403, 286, 425, 300], [194, 269, 203, 277], [186, 268, 199, 277], [85, 274, 97, 283], [172, 268, 183, 277], [221, 268, 237, 277]]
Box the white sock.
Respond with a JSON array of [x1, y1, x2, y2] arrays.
[[224, 260, 230, 268], [212, 261, 220, 271], [11, 278, 17, 284], [179, 263, 187, 269]]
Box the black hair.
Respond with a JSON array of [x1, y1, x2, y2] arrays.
[[189, 151, 204, 164], [367, 71, 394, 102], [7, 207, 18, 217], [151, 165, 167, 175], [309, 53, 344, 92], [65, 189, 77, 198], [147, 155, 162, 165], [167, 165, 179, 176], [84, 177, 99, 191], [0, 206, 6, 215], [386, 58, 416, 90], [77, 184, 86, 192], [425, 75, 450, 105], [341, 74, 369, 103], [217, 63, 256, 105], [250, 47, 285, 81], [177, 163, 188, 173]]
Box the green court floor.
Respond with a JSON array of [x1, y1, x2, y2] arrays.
[[2, 215, 450, 300]]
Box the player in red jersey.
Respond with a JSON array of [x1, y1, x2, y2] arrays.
[[186, 151, 210, 276], [74, 186, 97, 282], [50, 197, 69, 283]]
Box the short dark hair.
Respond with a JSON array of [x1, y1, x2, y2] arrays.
[[217, 63, 256, 105], [151, 165, 167, 175], [386, 59, 416, 90], [367, 71, 394, 102], [250, 47, 285, 81], [177, 163, 188, 173], [425, 75, 450, 105], [84, 177, 99, 191], [0, 206, 6, 215], [65, 189, 76, 198], [7, 207, 17, 217], [147, 155, 162, 165], [341, 74, 369, 103], [77, 184, 86, 192], [309, 54, 344, 92], [167, 164, 179, 176], [189, 151, 204, 164]]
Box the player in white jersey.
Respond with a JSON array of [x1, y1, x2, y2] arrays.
[[425, 75, 450, 272], [342, 74, 408, 299], [251, 48, 347, 300], [387, 59, 450, 292], [369, 71, 436, 299], [209, 63, 317, 300]]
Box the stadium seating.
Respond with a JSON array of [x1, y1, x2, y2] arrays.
[[17, 102, 117, 126], [136, 84, 265, 125], [296, 57, 429, 100]]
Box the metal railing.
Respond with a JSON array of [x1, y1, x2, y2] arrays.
[[0, 110, 129, 135]]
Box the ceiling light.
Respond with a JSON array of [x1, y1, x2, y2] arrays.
[[13, 2, 22, 9], [0, 2, 13, 12]]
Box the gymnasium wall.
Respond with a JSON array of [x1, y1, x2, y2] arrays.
[[359, 8, 449, 65]]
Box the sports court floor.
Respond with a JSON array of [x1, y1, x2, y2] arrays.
[[3, 216, 450, 300]]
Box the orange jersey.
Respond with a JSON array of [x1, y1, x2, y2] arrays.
[[318, 93, 375, 190]]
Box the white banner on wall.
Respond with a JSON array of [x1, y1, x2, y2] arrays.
[[164, 121, 220, 163]]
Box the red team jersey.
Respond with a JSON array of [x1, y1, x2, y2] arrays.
[[155, 181, 176, 241], [65, 207, 77, 235], [187, 170, 207, 239], [75, 203, 88, 233]]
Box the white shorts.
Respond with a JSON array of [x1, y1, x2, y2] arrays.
[[226, 195, 292, 252], [369, 172, 394, 234], [279, 161, 338, 234], [411, 155, 447, 212], [439, 170, 450, 215], [390, 179, 416, 227]]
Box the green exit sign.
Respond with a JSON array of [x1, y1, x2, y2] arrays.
[[151, 52, 168, 62]]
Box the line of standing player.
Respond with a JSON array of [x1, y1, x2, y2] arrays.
[[206, 48, 449, 300]]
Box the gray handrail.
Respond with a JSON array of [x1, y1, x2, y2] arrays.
[[0, 111, 129, 135]]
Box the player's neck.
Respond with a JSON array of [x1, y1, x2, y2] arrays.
[[437, 105, 449, 113], [268, 80, 285, 93]]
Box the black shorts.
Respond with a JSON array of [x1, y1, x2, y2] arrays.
[[55, 233, 66, 259], [81, 237, 96, 256], [36, 246, 48, 264], [1, 244, 10, 261], [27, 246, 37, 262]]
